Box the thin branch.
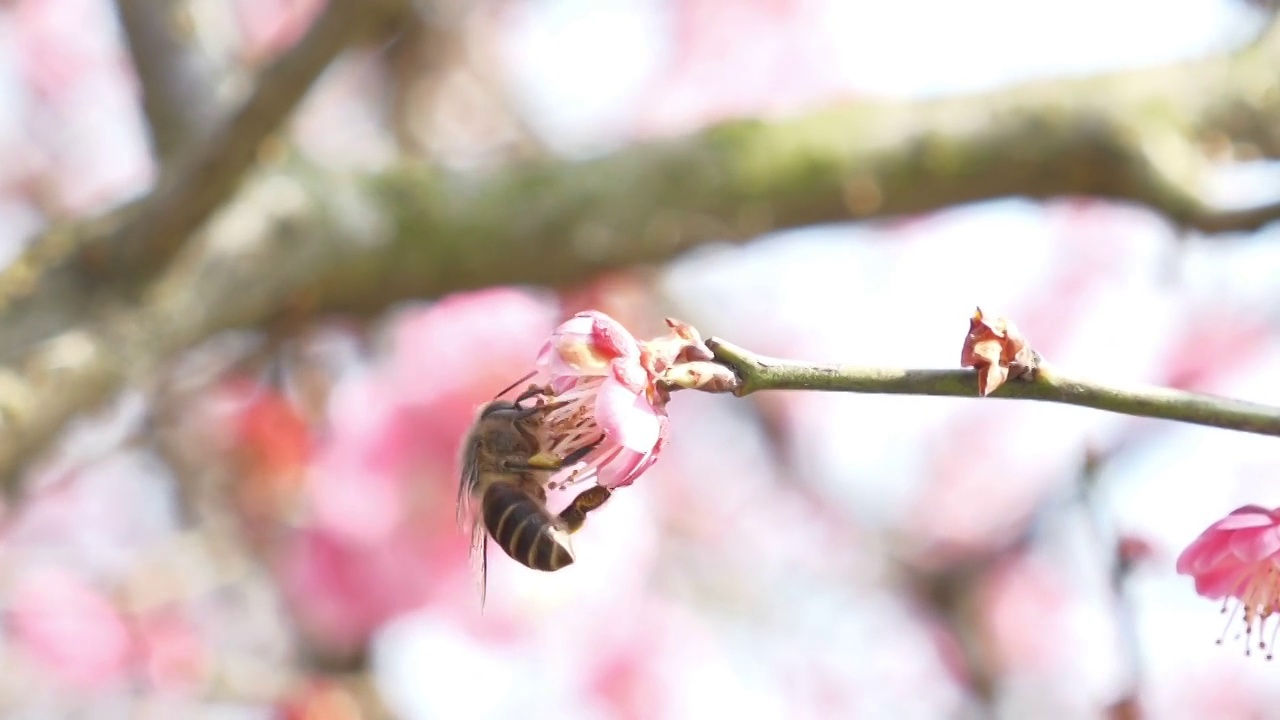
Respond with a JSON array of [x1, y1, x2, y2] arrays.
[[0, 0, 412, 360], [113, 0, 219, 159], [707, 338, 1280, 437]]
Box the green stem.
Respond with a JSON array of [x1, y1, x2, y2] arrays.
[[707, 337, 1280, 437]]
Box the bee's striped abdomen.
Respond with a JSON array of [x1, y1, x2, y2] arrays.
[[482, 483, 574, 572]]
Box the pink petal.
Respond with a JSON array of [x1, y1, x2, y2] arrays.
[[595, 378, 662, 453], [610, 357, 650, 394], [558, 314, 598, 337], [139, 610, 206, 691], [1229, 525, 1280, 563], [1177, 533, 1237, 576], [598, 418, 668, 490], [535, 339, 555, 367], [549, 374, 581, 395], [1211, 508, 1279, 531], [586, 312, 641, 359], [1194, 562, 1256, 599], [554, 343, 613, 374], [10, 569, 134, 689], [545, 320, 619, 375], [598, 447, 647, 490], [548, 344, 610, 377]]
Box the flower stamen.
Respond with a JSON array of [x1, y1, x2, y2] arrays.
[[1211, 566, 1280, 658]]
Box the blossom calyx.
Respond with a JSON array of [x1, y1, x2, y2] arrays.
[[959, 307, 1038, 397]]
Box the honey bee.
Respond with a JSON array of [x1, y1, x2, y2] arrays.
[[458, 380, 611, 607]]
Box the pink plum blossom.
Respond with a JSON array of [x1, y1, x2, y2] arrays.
[[532, 312, 712, 490], [389, 288, 559, 408], [231, 382, 314, 524], [232, 0, 325, 63], [8, 568, 133, 690], [275, 679, 362, 720], [1177, 505, 1280, 658], [278, 524, 450, 656], [134, 607, 208, 691]]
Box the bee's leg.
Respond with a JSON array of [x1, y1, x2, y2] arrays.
[[512, 383, 549, 408], [559, 434, 606, 466], [546, 435, 608, 489], [556, 486, 612, 533], [503, 434, 606, 475], [502, 457, 562, 472], [509, 396, 570, 422]]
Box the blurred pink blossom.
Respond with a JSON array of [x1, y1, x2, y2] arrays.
[[10, 0, 124, 101], [976, 554, 1072, 674], [8, 568, 132, 690], [1150, 666, 1271, 719], [232, 382, 314, 522], [135, 607, 207, 691], [7, 0, 153, 211], [233, 0, 325, 63], [275, 678, 362, 720], [1116, 534, 1160, 570], [1158, 311, 1271, 393], [307, 375, 425, 543], [235, 385, 314, 481], [303, 288, 563, 540], [389, 288, 559, 407], [634, 0, 845, 136], [556, 271, 655, 334], [279, 524, 455, 655], [277, 288, 562, 651], [1177, 505, 1280, 658]]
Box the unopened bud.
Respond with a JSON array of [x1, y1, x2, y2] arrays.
[[661, 361, 741, 393]]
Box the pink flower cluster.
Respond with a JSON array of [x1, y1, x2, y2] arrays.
[[8, 568, 205, 692]]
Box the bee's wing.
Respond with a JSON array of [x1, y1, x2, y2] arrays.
[[470, 519, 489, 609], [458, 431, 488, 609], [457, 434, 481, 530]]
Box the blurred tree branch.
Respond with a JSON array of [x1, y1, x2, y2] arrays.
[[0, 0, 412, 362], [1077, 448, 1147, 719], [6, 15, 1280, 492], [384, 4, 549, 162], [708, 338, 1280, 437], [113, 0, 219, 160]]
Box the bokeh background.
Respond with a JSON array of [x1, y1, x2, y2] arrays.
[[1, 0, 1279, 718]]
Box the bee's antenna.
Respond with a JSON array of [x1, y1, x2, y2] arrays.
[[494, 370, 538, 400]]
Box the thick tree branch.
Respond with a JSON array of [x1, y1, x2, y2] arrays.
[[113, 0, 219, 159], [0, 0, 411, 361], [706, 338, 1280, 437], [3, 9, 1280, 364]]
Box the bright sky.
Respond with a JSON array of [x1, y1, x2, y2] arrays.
[[503, 0, 1264, 151]]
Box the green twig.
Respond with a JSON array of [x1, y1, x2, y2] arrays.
[[707, 337, 1280, 437]]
